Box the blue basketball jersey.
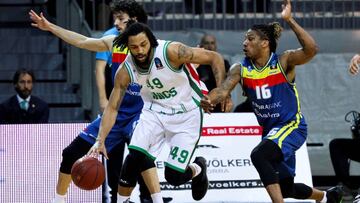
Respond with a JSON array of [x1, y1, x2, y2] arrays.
[[240, 53, 304, 133]]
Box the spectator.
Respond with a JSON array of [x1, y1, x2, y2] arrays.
[[329, 111, 360, 202], [196, 34, 232, 112], [0, 69, 49, 124]]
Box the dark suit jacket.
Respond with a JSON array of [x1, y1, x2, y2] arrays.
[[0, 95, 49, 124]]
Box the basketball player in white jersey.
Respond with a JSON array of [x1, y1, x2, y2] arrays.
[[89, 22, 226, 203]]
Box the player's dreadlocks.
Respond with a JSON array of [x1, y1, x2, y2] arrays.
[[251, 22, 283, 53]]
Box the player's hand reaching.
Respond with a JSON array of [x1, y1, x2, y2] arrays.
[[200, 95, 215, 114], [221, 96, 233, 112], [29, 10, 52, 31], [281, 0, 292, 22], [88, 139, 109, 159], [349, 54, 360, 75]]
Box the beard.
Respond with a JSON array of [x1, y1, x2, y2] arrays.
[[15, 87, 31, 99], [133, 48, 152, 69]]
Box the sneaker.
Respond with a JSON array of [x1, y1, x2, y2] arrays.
[[140, 197, 173, 203], [354, 194, 360, 203], [326, 186, 344, 203], [50, 196, 65, 203], [191, 157, 209, 201]]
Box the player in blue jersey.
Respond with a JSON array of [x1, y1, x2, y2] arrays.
[[95, 26, 119, 113], [201, 0, 343, 203], [30, 1, 171, 203]]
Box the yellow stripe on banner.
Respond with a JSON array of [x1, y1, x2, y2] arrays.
[[278, 113, 301, 148]]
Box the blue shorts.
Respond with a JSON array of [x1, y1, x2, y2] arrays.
[[263, 116, 307, 178], [79, 113, 140, 152]]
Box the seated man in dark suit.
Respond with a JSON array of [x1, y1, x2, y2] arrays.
[[0, 69, 49, 124]]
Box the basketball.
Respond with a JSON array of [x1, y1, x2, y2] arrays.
[[71, 156, 105, 190]]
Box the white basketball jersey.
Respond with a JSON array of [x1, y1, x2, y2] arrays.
[[123, 40, 204, 114]]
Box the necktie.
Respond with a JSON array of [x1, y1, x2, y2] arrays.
[[20, 100, 28, 111]]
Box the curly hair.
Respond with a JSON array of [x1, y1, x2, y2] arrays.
[[114, 22, 158, 51], [110, 0, 148, 24], [13, 69, 35, 84], [251, 22, 283, 53]]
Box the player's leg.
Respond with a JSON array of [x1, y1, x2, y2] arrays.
[[330, 138, 360, 190], [279, 177, 343, 203], [101, 117, 137, 203], [162, 107, 208, 201], [106, 139, 127, 203], [250, 119, 308, 203], [117, 149, 162, 203], [53, 136, 92, 203], [117, 109, 165, 203], [250, 138, 284, 203]]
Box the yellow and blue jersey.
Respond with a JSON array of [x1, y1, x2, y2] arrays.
[[240, 53, 304, 134], [240, 53, 307, 178]]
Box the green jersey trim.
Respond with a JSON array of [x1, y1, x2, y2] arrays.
[[183, 66, 203, 98], [124, 62, 134, 83], [164, 41, 182, 73], [128, 145, 156, 161]]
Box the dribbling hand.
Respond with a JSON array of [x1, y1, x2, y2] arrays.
[[87, 140, 109, 159]]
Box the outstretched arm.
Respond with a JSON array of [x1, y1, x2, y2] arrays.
[[167, 42, 226, 87], [349, 54, 360, 75], [29, 10, 113, 52], [88, 66, 131, 158], [279, 0, 318, 74]]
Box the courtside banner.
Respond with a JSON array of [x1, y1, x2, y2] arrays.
[[137, 113, 314, 203], [0, 123, 102, 203]]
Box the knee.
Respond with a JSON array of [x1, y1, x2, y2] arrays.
[[250, 146, 264, 166], [59, 146, 78, 174], [120, 150, 144, 187], [329, 139, 340, 151]]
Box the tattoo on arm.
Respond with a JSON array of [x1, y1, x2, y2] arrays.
[[177, 44, 194, 61], [222, 75, 239, 92]]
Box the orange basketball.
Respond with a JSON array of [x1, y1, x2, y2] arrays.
[[71, 156, 105, 190]]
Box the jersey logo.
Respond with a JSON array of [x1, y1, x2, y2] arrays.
[[270, 59, 277, 70], [154, 57, 164, 70]]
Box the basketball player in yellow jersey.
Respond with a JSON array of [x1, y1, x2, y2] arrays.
[[201, 0, 343, 203], [89, 22, 226, 203]]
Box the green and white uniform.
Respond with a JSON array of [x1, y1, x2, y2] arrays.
[[123, 40, 204, 172]]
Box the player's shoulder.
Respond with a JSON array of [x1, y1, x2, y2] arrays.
[[102, 27, 119, 37]]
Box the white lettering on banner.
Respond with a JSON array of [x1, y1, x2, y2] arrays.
[[160, 179, 264, 190], [202, 126, 263, 136]]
